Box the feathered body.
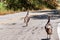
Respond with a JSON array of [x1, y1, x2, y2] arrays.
[[45, 16, 52, 39], [24, 10, 30, 26], [45, 23, 52, 35]]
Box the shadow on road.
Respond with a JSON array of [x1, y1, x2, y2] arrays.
[[31, 10, 53, 13], [31, 9, 60, 14], [41, 38, 50, 40], [31, 15, 60, 20], [31, 15, 48, 19], [31, 9, 60, 20]]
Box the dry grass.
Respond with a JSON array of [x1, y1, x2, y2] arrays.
[[0, 10, 18, 15], [0, 7, 59, 15], [0, 11, 14, 15]]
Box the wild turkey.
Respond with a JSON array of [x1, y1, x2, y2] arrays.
[[45, 16, 52, 39], [24, 10, 30, 26]]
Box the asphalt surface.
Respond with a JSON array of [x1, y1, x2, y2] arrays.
[[0, 10, 60, 40]]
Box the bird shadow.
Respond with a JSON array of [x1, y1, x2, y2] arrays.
[[41, 38, 50, 40], [22, 25, 28, 27], [12, 23, 16, 25]]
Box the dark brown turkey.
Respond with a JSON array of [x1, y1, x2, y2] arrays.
[[45, 16, 52, 39], [24, 10, 30, 26]]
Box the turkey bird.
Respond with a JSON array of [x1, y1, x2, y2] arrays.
[[45, 16, 52, 39], [24, 10, 30, 26]]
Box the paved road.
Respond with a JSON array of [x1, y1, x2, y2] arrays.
[[0, 11, 60, 40], [57, 23, 60, 40]]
